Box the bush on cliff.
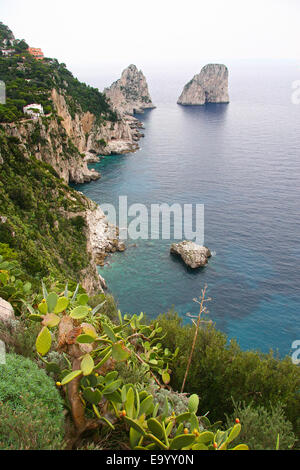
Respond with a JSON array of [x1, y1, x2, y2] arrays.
[[156, 311, 300, 439], [0, 43, 117, 123], [225, 401, 296, 450], [0, 132, 91, 283], [0, 353, 64, 450]]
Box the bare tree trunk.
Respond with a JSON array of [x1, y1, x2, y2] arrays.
[[181, 286, 209, 393], [68, 357, 87, 433]]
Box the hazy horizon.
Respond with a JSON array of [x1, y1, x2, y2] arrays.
[[1, 0, 300, 88]]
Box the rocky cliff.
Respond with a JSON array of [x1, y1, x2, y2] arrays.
[[70, 197, 125, 294], [177, 64, 229, 105], [2, 88, 143, 184], [0, 22, 15, 48], [104, 64, 155, 115], [0, 23, 142, 295], [0, 129, 126, 295]]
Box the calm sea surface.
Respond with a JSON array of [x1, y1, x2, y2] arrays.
[[74, 61, 300, 356]]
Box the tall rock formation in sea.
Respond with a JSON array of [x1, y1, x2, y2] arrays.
[[177, 64, 229, 105], [104, 64, 155, 116]]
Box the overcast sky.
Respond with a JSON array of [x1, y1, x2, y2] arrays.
[[1, 0, 300, 81]]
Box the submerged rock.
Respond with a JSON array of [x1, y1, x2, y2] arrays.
[[170, 241, 211, 268], [104, 64, 156, 116], [177, 64, 229, 105]]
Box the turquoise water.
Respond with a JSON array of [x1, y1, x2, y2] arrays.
[[74, 62, 300, 356]]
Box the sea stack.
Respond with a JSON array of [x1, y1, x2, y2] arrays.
[[170, 241, 212, 269], [104, 64, 155, 116], [177, 64, 229, 105]]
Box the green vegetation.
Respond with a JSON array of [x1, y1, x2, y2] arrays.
[[0, 47, 117, 123], [0, 317, 40, 360], [0, 277, 249, 450], [29, 283, 179, 431], [0, 132, 92, 284], [0, 22, 15, 47], [0, 243, 32, 313], [157, 311, 300, 443], [0, 266, 297, 450], [0, 353, 64, 450], [225, 401, 296, 450], [0, 20, 298, 452], [120, 389, 247, 450]]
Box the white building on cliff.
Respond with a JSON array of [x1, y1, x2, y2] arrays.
[[23, 103, 44, 119]]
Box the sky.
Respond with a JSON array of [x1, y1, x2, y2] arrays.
[[1, 0, 300, 86]]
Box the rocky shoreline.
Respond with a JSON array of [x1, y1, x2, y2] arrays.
[[77, 65, 156, 292], [62, 194, 127, 295]]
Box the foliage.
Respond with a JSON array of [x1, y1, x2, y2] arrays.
[[0, 244, 32, 313], [0, 397, 63, 450], [116, 360, 151, 388], [120, 389, 248, 450], [27, 282, 179, 433], [0, 318, 40, 359], [0, 26, 117, 123], [157, 311, 300, 439], [0, 22, 14, 46], [0, 353, 65, 449], [225, 401, 296, 450], [0, 133, 92, 283], [147, 384, 189, 417], [96, 138, 107, 147], [88, 293, 119, 322]]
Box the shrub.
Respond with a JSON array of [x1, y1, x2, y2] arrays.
[[0, 398, 64, 450], [96, 138, 107, 147], [0, 353, 65, 449], [0, 133, 91, 283], [225, 401, 296, 450], [157, 311, 300, 438], [89, 293, 118, 322], [147, 383, 189, 417], [8, 186, 33, 210], [0, 246, 33, 314], [70, 215, 86, 230], [28, 284, 179, 433], [116, 360, 151, 387], [0, 318, 40, 359]]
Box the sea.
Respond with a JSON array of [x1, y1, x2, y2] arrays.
[[73, 60, 300, 357]]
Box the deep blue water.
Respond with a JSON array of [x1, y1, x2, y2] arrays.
[[74, 62, 300, 356]]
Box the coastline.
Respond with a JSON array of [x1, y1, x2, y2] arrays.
[[76, 114, 147, 294]]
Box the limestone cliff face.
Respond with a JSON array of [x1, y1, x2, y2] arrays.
[[3, 88, 142, 184], [56, 192, 124, 294], [3, 116, 100, 184], [177, 64, 229, 105], [104, 64, 155, 115], [77, 198, 121, 294], [51, 89, 141, 158]]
